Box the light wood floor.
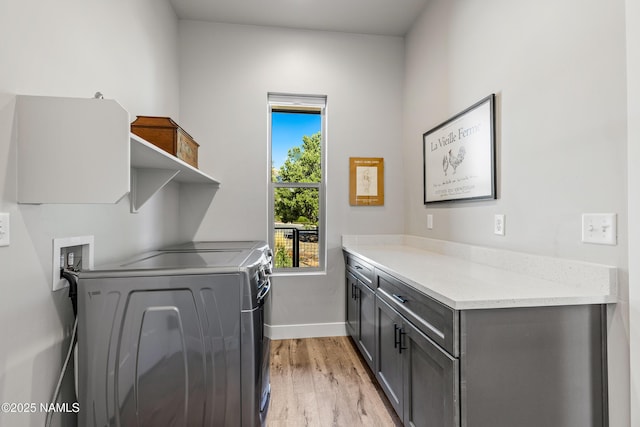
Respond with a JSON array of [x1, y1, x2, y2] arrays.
[[267, 336, 402, 427]]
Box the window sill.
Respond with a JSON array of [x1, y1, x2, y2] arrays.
[[272, 269, 327, 278]]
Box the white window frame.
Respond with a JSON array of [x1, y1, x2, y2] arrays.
[[267, 93, 327, 274]]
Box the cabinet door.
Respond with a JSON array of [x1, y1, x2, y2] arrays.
[[375, 295, 404, 418], [403, 320, 459, 427], [346, 271, 359, 339], [358, 281, 376, 371]]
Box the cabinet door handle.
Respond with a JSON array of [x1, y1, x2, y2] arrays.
[[399, 328, 407, 354], [351, 283, 356, 299], [392, 294, 408, 304], [354, 265, 363, 270], [394, 324, 398, 348]]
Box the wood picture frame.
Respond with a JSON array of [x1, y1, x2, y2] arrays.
[[423, 94, 496, 204], [349, 157, 384, 206]]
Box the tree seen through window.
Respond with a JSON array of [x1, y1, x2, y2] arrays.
[[271, 109, 323, 269]]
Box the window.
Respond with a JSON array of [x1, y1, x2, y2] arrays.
[[268, 93, 326, 272]]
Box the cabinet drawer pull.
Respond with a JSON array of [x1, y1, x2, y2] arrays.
[[354, 265, 363, 270], [392, 294, 408, 304]]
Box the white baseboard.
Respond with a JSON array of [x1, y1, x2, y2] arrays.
[[265, 322, 347, 340]]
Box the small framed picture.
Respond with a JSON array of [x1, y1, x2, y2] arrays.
[[423, 94, 496, 204], [349, 157, 384, 206]]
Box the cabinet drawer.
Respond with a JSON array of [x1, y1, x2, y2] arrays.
[[345, 254, 374, 284], [377, 269, 458, 356]]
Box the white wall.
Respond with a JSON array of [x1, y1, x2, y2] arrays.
[[178, 22, 405, 335], [626, 0, 640, 425], [404, 0, 630, 425], [1, 0, 634, 424], [0, 1, 182, 425]]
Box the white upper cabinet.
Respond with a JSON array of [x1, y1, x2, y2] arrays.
[[17, 95, 130, 204], [16, 95, 219, 210]]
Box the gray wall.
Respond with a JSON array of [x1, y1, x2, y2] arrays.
[[626, 0, 640, 423], [402, 0, 630, 425], [0, 0, 637, 426], [0, 1, 183, 426], [178, 21, 405, 337]]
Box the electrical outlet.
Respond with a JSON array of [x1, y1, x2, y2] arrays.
[[427, 214, 433, 230], [582, 213, 617, 245], [53, 236, 94, 291], [494, 214, 505, 236], [0, 213, 9, 247]]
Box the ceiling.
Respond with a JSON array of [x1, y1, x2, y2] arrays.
[[168, 0, 430, 37]]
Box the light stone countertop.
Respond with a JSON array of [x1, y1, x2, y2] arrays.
[[342, 235, 618, 310]]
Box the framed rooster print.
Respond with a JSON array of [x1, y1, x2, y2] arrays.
[[423, 94, 496, 204]]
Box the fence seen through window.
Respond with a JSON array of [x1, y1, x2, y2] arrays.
[[274, 225, 319, 268]]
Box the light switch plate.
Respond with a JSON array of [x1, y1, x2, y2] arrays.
[[582, 213, 617, 245], [0, 213, 9, 247], [427, 214, 433, 230]]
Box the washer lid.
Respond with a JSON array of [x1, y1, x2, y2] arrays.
[[117, 250, 251, 270], [161, 241, 264, 251]]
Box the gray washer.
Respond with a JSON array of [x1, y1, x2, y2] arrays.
[[77, 242, 272, 427]]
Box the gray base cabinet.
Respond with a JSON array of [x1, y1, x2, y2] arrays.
[[376, 296, 459, 427], [460, 305, 607, 427], [344, 251, 608, 427], [375, 296, 404, 415], [403, 312, 459, 427], [345, 257, 376, 371]]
